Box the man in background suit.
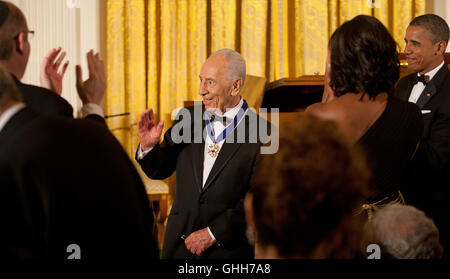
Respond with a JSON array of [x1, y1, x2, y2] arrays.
[[395, 14, 450, 257], [0, 64, 159, 259], [136, 49, 269, 259], [0, 1, 103, 119]]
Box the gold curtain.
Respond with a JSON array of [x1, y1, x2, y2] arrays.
[[106, 0, 425, 157]]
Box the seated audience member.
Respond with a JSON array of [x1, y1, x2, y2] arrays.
[[0, 1, 103, 118], [305, 15, 423, 205], [363, 203, 443, 259], [0, 64, 159, 259], [246, 114, 369, 259]]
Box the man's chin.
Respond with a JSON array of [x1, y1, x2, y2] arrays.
[[203, 101, 218, 111], [406, 62, 423, 73]]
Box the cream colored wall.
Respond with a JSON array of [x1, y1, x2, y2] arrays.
[[427, 0, 450, 24], [11, 0, 105, 117]]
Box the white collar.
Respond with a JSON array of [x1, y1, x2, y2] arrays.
[[216, 97, 243, 120], [419, 61, 445, 81], [0, 102, 26, 133]]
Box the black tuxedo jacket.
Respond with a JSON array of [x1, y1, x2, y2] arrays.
[[0, 108, 159, 259], [12, 75, 73, 117], [395, 64, 450, 255], [136, 104, 269, 259]]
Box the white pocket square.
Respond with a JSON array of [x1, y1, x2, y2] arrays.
[[421, 110, 431, 114]]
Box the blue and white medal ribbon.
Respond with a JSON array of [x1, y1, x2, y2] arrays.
[[205, 100, 249, 158]]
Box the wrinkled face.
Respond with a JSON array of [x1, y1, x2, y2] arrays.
[[198, 54, 239, 113], [404, 25, 445, 74]]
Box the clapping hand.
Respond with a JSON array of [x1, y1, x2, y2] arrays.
[[75, 50, 106, 105], [40, 47, 69, 95]]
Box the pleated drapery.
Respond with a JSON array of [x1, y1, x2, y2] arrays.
[[106, 0, 425, 157]]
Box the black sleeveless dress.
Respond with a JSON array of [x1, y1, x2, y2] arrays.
[[356, 96, 423, 202]]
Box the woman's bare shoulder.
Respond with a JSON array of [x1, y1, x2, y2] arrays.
[[305, 101, 343, 121]]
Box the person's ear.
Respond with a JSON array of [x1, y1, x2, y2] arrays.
[[436, 41, 447, 55], [14, 32, 26, 55], [230, 78, 242, 96]]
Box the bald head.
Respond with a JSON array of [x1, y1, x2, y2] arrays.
[[0, 1, 28, 60]]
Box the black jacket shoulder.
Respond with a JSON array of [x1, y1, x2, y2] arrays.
[[13, 76, 73, 118]]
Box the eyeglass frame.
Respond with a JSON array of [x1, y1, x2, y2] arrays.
[[13, 30, 35, 41]]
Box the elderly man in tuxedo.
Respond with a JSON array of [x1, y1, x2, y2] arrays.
[[395, 14, 450, 257], [136, 49, 269, 259]]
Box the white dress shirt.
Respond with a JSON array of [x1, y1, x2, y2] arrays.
[[137, 98, 246, 242], [202, 98, 244, 186], [0, 102, 25, 132], [409, 61, 445, 103], [81, 103, 104, 118]]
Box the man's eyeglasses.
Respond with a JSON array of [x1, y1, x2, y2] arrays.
[[14, 30, 35, 40]]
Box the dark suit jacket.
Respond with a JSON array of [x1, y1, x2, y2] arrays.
[[136, 104, 268, 259], [12, 75, 73, 118], [395, 64, 450, 255], [0, 107, 159, 259]]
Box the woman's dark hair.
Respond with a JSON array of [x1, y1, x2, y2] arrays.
[[329, 15, 399, 100]]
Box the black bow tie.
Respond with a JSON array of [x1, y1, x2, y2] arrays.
[[209, 114, 230, 125], [412, 74, 430, 86]]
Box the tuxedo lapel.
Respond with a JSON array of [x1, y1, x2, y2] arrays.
[[191, 142, 205, 192], [398, 75, 416, 101], [416, 65, 449, 109], [416, 82, 436, 109], [191, 106, 206, 192]]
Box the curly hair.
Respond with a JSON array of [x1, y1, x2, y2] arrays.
[[251, 114, 370, 258], [329, 15, 399, 100]]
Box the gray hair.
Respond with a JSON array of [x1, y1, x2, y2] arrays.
[[410, 14, 450, 44], [0, 64, 21, 108], [210, 48, 246, 88], [367, 203, 443, 259]]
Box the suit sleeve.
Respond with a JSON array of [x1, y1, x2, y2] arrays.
[[415, 95, 450, 171], [135, 112, 188, 180]]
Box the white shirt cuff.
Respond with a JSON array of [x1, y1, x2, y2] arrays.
[[81, 103, 104, 118], [207, 227, 216, 242], [137, 144, 153, 160]]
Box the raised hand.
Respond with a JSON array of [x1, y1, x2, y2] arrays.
[[40, 47, 69, 95], [137, 108, 164, 151], [76, 50, 106, 105]]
